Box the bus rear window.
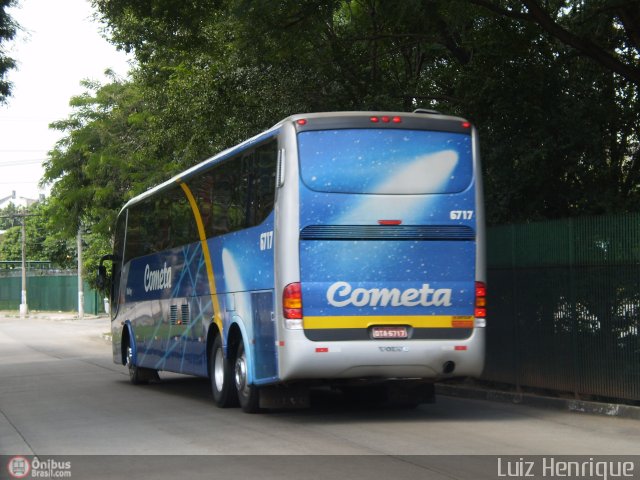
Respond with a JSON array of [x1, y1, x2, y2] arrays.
[[298, 129, 473, 194]]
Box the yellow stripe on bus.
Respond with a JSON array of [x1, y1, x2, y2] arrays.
[[178, 181, 223, 333], [303, 315, 474, 329]]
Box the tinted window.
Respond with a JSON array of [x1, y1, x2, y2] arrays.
[[298, 129, 472, 194], [189, 139, 277, 238], [123, 139, 278, 262], [112, 212, 127, 304], [124, 185, 199, 262]]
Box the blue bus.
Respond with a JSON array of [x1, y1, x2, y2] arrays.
[[101, 110, 486, 412]]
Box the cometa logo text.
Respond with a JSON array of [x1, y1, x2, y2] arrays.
[[144, 263, 172, 292], [326, 281, 452, 308]]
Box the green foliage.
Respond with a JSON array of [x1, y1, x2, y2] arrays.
[[0, 202, 20, 230], [0, 0, 17, 103], [43, 75, 156, 239], [0, 201, 75, 268], [42, 0, 640, 275]]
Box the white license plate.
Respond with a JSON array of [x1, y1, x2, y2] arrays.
[[371, 326, 408, 339]]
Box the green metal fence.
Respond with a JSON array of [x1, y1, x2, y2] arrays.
[[484, 213, 640, 401], [0, 274, 105, 314]]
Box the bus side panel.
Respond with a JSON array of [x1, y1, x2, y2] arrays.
[[119, 241, 213, 377], [158, 295, 211, 375], [251, 291, 277, 382], [208, 212, 277, 383]]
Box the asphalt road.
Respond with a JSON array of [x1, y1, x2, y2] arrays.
[[1, 315, 639, 479]]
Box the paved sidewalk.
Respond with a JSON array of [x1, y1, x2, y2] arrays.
[[437, 382, 640, 420], [0, 310, 109, 321]]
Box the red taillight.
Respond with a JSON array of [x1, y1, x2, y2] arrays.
[[475, 281, 486, 318], [370, 116, 402, 124], [462, 121, 471, 129], [283, 282, 302, 319], [296, 119, 307, 126]]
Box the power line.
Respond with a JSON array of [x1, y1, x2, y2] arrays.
[[0, 159, 45, 166], [0, 149, 49, 153], [0, 181, 41, 185]]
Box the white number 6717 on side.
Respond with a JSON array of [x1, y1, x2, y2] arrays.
[[449, 210, 474, 220]]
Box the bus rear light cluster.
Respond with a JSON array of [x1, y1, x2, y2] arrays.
[[283, 282, 303, 329], [370, 116, 402, 124], [475, 281, 486, 319]]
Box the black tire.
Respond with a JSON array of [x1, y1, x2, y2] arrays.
[[126, 344, 159, 385], [210, 335, 238, 407], [234, 341, 261, 413]]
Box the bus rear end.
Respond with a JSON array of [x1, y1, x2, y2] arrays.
[[274, 111, 485, 389]]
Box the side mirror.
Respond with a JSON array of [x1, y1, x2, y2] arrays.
[[96, 265, 108, 290], [96, 254, 114, 291]]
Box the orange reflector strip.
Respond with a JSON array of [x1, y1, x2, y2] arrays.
[[452, 319, 474, 328]]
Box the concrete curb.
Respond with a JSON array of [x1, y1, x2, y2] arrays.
[[0, 311, 109, 321], [436, 383, 640, 420]]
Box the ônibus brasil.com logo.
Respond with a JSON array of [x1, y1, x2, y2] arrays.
[[6, 457, 30, 479], [6, 456, 72, 478]]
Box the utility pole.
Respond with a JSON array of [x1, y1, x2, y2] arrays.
[[77, 227, 84, 319], [19, 218, 27, 317], [1, 208, 39, 318]]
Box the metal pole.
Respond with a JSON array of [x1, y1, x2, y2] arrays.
[[19, 218, 28, 317], [77, 228, 84, 319]]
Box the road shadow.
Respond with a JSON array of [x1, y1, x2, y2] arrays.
[[116, 373, 513, 423]]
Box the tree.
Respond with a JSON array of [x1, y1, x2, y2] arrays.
[[42, 0, 639, 243], [0, 201, 75, 268], [42, 75, 157, 239], [457, 0, 640, 222], [0, 0, 17, 103], [0, 202, 20, 230], [469, 0, 640, 87]]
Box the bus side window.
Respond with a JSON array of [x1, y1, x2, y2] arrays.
[[249, 140, 278, 226], [186, 137, 277, 239], [111, 211, 127, 307]]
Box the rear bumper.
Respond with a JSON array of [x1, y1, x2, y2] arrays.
[[277, 327, 485, 381]]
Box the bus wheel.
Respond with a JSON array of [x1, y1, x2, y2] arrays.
[[210, 335, 238, 407], [234, 341, 260, 413], [126, 345, 158, 385]]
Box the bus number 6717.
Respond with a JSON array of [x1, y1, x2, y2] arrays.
[[450, 210, 474, 220], [260, 231, 274, 251]]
